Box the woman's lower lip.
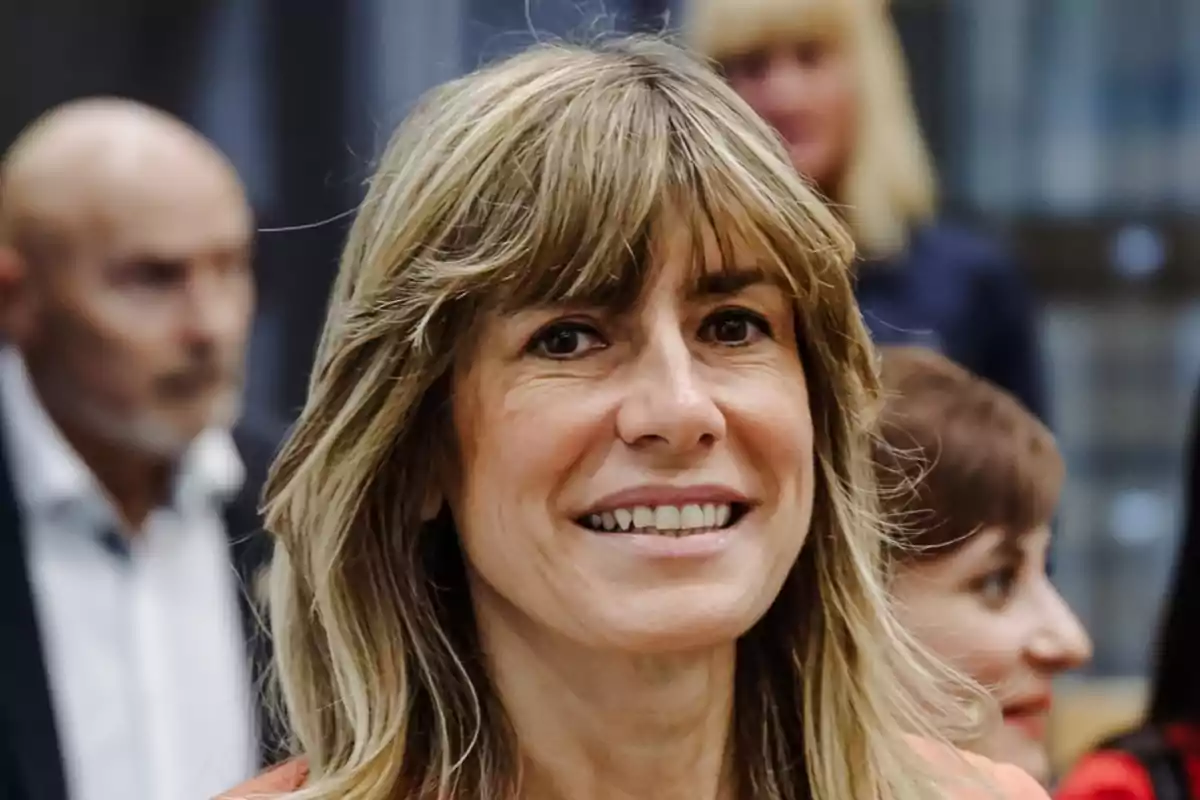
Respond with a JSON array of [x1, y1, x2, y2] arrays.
[[589, 528, 736, 557], [1003, 709, 1048, 740]]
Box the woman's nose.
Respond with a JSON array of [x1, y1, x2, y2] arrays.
[[1028, 582, 1093, 673], [615, 331, 725, 457], [758, 58, 813, 118]]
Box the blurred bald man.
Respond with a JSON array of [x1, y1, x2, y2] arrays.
[[0, 99, 279, 800]]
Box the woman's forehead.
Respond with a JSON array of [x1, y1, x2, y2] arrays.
[[925, 523, 1049, 571], [653, 214, 754, 272], [604, 219, 792, 308], [693, 0, 852, 59]]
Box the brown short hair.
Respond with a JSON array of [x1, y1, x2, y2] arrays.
[[872, 346, 1063, 559]]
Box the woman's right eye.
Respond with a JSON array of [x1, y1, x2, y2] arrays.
[[526, 321, 607, 360], [794, 40, 828, 68], [721, 52, 768, 81]]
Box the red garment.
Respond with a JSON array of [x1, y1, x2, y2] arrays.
[[1057, 724, 1200, 799]]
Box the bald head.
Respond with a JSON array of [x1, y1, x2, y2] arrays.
[[1, 98, 247, 262], [3, 96, 228, 176], [0, 98, 255, 462]]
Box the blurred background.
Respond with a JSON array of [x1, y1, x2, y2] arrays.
[[4, 0, 1200, 776]]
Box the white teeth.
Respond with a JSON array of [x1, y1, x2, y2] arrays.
[[582, 503, 739, 534], [632, 506, 655, 529], [654, 505, 681, 530]]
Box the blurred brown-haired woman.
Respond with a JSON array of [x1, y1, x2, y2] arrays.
[[873, 346, 1092, 785]]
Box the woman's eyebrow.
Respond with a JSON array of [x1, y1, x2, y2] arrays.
[[687, 266, 772, 300], [990, 534, 1026, 561]]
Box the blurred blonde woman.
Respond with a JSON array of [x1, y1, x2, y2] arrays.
[[219, 37, 1047, 800], [685, 0, 1047, 420]]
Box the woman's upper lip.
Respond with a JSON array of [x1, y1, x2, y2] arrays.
[[1002, 695, 1052, 716], [578, 484, 752, 516]]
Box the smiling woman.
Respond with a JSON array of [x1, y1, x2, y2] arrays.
[[219, 36, 1048, 800]]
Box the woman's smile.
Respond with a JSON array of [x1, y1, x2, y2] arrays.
[[572, 483, 759, 559], [575, 484, 753, 535]]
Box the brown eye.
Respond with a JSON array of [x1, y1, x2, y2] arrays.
[[794, 40, 828, 68], [721, 51, 768, 81], [700, 309, 772, 347], [123, 258, 187, 288], [527, 321, 607, 360], [974, 566, 1020, 611]]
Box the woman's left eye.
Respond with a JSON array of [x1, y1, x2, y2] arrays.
[[699, 309, 772, 347], [974, 566, 1020, 610]]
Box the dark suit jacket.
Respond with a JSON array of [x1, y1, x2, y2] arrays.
[[856, 223, 1046, 422], [0, 421, 284, 800]]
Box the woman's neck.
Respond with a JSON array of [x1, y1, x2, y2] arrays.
[[476, 594, 737, 800]]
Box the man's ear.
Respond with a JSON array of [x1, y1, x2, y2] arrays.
[[0, 245, 33, 345]]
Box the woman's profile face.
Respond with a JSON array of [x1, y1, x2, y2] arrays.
[[447, 223, 816, 654], [722, 37, 857, 192], [890, 525, 1093, 784]]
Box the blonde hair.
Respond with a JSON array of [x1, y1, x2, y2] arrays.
[[683, 0, 938, 256], [264, 36, 980, 800]]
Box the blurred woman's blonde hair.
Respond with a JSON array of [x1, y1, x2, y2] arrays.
[[263, 36, 982, 800], [684, 0, 937, 256]]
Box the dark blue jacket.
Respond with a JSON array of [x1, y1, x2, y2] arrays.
[[855, 224, 1046, 420]]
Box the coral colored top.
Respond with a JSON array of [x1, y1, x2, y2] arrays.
[[216, 740, 1049, 799]]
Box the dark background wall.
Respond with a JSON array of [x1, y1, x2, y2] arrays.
[[5, 0, 1200, 679]]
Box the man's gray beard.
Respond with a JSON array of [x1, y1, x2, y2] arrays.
[[79, 387, 244, 461]]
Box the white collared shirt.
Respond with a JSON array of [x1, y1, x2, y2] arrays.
[[0, 350, 258, 800]]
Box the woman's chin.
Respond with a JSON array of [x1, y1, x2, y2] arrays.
[[594, 623, 744, 655], [977, 730, 1049, 787], [576, 593, 767, 655]]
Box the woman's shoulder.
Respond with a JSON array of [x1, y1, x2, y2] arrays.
[[954, 751, 1048, 799], [219, 744, 1047, 799], [1055, 749, 1158, 800], [214, 760, 309, 799], [908, 736, 1049, 799]]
